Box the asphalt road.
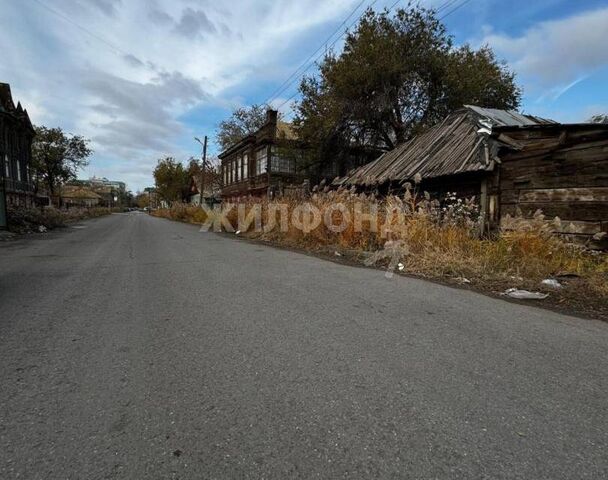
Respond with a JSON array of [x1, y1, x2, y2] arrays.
[[1, 212, 607, 479]]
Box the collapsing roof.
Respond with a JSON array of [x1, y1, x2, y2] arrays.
[[334, 105, 556, 187]]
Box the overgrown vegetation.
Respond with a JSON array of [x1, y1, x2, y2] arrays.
[[153, 189, 607, 317], [153, 157, 221, 206], [7, 206, 114, 234], [293, 4, 522, 173], [32, 126, 92, 197], [216, 104, 269, 151], [153, 157, 191, 204], [152, 203, 209, 224]]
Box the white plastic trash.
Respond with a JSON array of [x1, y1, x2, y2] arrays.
[[504, 288, 549, 300], [541, 279, 562, 289]]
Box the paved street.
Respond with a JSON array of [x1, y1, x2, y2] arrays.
[[1, 212, 607, 479]]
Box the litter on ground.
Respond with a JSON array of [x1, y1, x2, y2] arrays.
[[504, 288, 549, 300], [541, 278, 562, 289]]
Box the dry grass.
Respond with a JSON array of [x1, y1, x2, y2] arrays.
[[7, 206, 115, 233], [154, 190, 608, 314], [152, 203, 209, 224]]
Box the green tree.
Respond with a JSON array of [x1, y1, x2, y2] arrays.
[[294, 5, 521, 170], [31, 126, 92, 197], [153, 157, 189, 204], [216, 104, 268, 151], [134, 191, 150, 208]]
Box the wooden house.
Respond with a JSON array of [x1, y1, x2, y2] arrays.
[[219, 110, 307, 201], [0, 82, 35, 210], [187, 173, 221, 206], [60, 186, 102, 207], [335, 105, 608, 244]]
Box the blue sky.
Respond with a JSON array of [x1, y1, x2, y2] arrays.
[[1, 0, 607, 191]]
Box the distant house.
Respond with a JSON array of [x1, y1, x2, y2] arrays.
[[219, 110, 308, 200], [335, 105, 608, 242], [0, 82, 35, 209], [60, 186, 102, 207], [68, 177, 126, 207], [143, 187, 161, 209], [187, 173, 220, 206]]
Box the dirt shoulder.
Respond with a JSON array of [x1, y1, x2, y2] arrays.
[[219, 231, 608, 322]]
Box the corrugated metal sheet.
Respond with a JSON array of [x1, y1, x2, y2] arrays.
[[335, 106, 555, 187], [465, 105, 556, 127]]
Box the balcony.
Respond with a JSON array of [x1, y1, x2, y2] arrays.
[[4, 177, 33, 193]]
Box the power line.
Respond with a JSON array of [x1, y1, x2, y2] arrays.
[[269, 0, 385, 109], [267, 0, 383, 107], [31, 0, 138, 61], [270, 0, 474, 111], [439, 0, 473, 19], [272, 0, 412, 110], [433, 0, 462, 14], [263, 0, 368, 106]]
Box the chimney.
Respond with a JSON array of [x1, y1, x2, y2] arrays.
[[266, 109, 278, 126]]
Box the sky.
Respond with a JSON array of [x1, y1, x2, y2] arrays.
[[2, 0, 608, 192]]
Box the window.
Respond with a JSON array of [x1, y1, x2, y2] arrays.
[[255, 147, 267, 176], [16, 159, 21, 181], [236, 155, 241, 182], [243, 153, 249, 179], [270, 146, 296, 174], [231, 160, 235, 184], [4, 154, 9, 178]]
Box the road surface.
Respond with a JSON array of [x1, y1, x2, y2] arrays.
[[1, 212, 607, 479]]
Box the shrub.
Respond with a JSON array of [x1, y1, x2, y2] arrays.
[[7, 206, 113, 233], [153, 192, 607, 304]]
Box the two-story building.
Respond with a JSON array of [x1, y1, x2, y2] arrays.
[[0, 82, 35, 212], [219, 110, 308, 201]]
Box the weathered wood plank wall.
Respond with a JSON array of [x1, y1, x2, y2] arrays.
[[498, 129, 608, 237]]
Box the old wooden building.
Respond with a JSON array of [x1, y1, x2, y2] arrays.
[[219, 110, 307, 200], [60, 186, 102, 207], [335, 105, 608, 243], [0, 82, 35, 209]]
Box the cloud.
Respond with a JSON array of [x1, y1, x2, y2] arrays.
[[82, 0, 122, 17], [122, 53, 145, 68], [148, 7, 173, 26], [481, 7, 608, 92], [81, 69, 208, 152], [536, 75, 588, 103], [173, 8, 217, 38], [2, 0, 366, 190]]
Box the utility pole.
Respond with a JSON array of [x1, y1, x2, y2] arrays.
[[194, 136, 208, 206]]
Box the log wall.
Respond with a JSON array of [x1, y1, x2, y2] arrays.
[[498, 127, 608, 238]]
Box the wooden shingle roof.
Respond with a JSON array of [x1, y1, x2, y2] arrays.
[[334, 106, 556, 187]]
